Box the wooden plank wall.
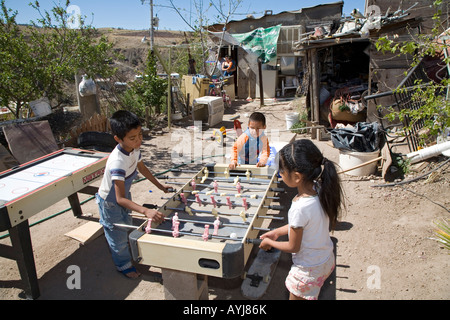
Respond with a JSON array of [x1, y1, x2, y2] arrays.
[[65, 113, 111, 147], [365, 0, 450, 121], [237, 47, 258, 100]]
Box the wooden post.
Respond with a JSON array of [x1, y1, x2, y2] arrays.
[[310, 49, 320, 139], [75, 74, 101, 121], [258, 58, 264, 106]]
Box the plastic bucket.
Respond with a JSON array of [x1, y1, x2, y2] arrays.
[[339, 149, 380, 176], [285, 112, 299, 130]]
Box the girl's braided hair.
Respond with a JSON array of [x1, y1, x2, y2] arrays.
[[279, 139, 343, 230]]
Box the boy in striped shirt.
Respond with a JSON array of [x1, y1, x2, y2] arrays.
[[96, 110, 170, 278], [229, 112, 270, 169]]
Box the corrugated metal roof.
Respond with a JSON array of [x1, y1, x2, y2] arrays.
[[208, 1, 344, 29]]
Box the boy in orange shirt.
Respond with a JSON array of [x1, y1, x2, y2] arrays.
[[229, 112, 270, 169]]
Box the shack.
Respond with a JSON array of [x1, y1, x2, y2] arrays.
[[205, 0, 448, 143], [207, 1, 344, 100], [293, 0, 449, 135]]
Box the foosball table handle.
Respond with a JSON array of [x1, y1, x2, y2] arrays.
[[246, 238, 262, 245], [268, 204, 284, 211], [246, 238, 275, 252], [143, 203, 158, 209]]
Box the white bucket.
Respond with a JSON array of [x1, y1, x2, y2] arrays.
[[285, 112, 299, 130], [339, 149, 380, 176]]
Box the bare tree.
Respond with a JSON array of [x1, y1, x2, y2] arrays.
[[167, 0, 242, 77]]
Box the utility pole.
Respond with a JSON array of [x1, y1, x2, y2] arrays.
[[141, 0, 154, 50], [150, 0, 154, 50]]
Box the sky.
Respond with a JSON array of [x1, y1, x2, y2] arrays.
[[3, 0, 367, 31]]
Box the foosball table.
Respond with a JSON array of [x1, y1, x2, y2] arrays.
[[127, 163, 285, 298]]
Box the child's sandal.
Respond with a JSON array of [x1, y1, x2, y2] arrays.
[[119, 266, 141, 279]]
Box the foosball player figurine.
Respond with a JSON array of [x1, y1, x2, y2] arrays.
[[242, 198, 248, 210], [226, 196, 233, 209], [180, 193, 188, 205], [210, 195, 217, 208], [172, 220, 180, 238], [145, 219, 152, 234], [171, 212, 179, 230], [195, 193, 202, 206], [213, 217, 220, 235], [202, 225, 210, 241], [236, 181, 242, 194]]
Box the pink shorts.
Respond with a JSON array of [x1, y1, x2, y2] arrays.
[[285, 254, 335, 300]]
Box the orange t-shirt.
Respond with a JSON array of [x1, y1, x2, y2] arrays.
[[231, 129, 270, 165]]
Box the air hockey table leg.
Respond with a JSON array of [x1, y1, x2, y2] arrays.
[[67, 186, 98, 218], [67, 193, 83, 217], [8, 221, 40, 299]]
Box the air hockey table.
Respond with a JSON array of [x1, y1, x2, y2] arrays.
[[0, 148, 109, 299], [128, 163, 284, 298]]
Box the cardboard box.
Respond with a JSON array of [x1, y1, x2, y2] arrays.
[[192, 96, 224, 127]]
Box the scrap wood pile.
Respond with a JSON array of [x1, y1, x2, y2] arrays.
[[65, 113, 111, 148]]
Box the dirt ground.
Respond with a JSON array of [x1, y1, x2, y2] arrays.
[[0, 98, 449, 302]]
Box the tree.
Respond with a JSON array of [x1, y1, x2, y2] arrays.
[[0, 0, 116, 119], [375, 0, 450, 141], [167, 0, 243, 77], [119, 50, 167, 120]]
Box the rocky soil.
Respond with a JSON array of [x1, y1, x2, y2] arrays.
[[0, 99, 448, 303]]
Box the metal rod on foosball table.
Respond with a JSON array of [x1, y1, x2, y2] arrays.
[[113, 223, 241, 241], [164, 206, 250, 219], [164, 181, 284, 193], [160, 175, 279, 185], [161, 217, 271, 231], [164, 206, 285, 222], [160, 196, 285, 211], [179, 189, 280, 200], [162, 216, 244, 227], [169, 168, 273, 178]]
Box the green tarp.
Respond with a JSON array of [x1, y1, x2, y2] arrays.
[[230, 25, 281, 64]]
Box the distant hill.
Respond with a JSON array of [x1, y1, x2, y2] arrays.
[[96, 28, 191, 80], [97, 28, 188, 49]]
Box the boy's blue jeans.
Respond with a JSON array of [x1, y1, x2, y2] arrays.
[[95, 193, 133, 272]]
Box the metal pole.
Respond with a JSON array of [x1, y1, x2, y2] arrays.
[[150, 0, 154, 51], [168, 47, 171, 129], [258, 58, 264, 106]]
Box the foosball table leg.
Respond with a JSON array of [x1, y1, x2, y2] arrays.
[[161, 268, 209, 300]]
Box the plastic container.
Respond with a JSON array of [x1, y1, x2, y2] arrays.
[[285, 112, 299, 130], [339, 149, 380, 176]]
